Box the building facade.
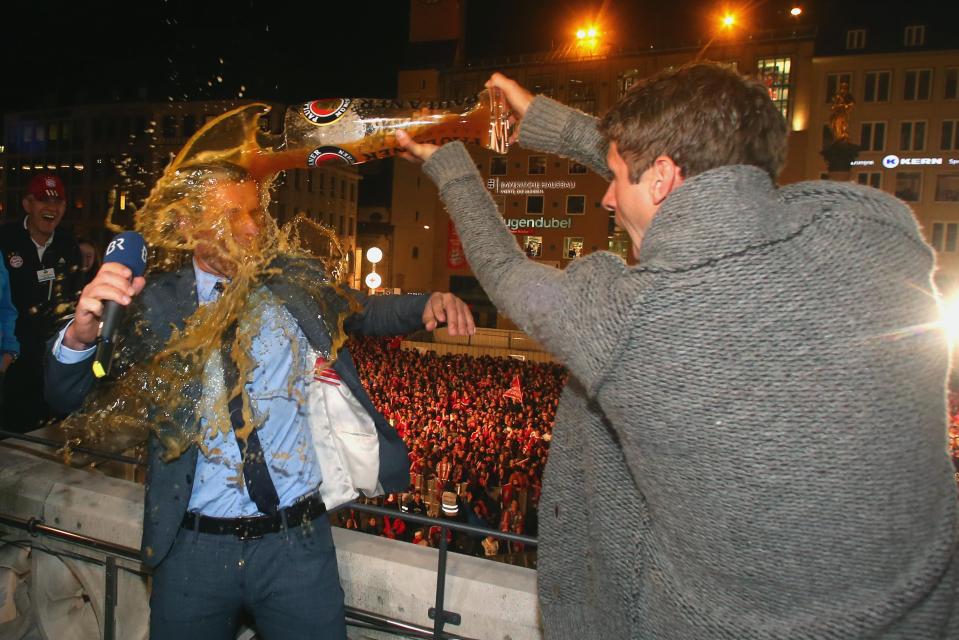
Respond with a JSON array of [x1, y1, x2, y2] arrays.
[[806, 45, 959, 291], [387, 31, 817, 325], [374, 7, 958, 326]]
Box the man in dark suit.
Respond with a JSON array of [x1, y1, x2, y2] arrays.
[[44, 162, 475, 639], [1, 173, 83, 433]]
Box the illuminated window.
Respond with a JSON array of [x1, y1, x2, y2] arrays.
[[860, 122, 886, 151], [523, 236, 542, 258], [564, 237, 584, 259], [900, 121, 926, 152], [895, 172, 922, 202], [756, 57, 792, 119], [608, 232, 630, 261], [863, 70, 891, 102], [490, 156, 507, 176], [935, 175, 959, 203], [528, 156, 546, 175], [846, 29, 866, 50]]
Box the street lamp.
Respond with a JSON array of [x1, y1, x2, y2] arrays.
[[366, 246, 383, 293], [574, 23, 601, 55]]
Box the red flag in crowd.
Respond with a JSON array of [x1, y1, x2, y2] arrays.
[[503, 375, 523, 404], [314, 356, 341, 386]]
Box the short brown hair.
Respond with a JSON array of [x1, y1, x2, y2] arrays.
[[599, 62, 788, 181]]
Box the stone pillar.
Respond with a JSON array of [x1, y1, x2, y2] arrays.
[[820, 141, 861, 182]]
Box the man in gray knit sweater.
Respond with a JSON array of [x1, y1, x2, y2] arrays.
[[397, 63, 958, 639]]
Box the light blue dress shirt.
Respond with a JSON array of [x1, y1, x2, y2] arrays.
[[53, 260, 323, 517]]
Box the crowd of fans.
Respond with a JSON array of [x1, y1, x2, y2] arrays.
[[336, 337, 959, 561], [333, 336, 567, 560]]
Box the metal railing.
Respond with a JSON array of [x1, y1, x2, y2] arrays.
[[0, 432, 538, 639], [345, 501, 537, 637], [0, 511, 142, 640]]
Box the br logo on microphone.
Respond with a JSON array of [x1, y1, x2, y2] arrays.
[[105, 237, 125, 255], [103, 231, 147, 277]]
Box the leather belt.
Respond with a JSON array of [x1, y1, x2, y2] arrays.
[[181, 493, 327, 540]]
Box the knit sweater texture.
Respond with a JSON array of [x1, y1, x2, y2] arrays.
[[422, 97, 959, 639]]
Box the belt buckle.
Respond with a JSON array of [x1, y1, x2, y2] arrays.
[[235, 521, 263, 541]]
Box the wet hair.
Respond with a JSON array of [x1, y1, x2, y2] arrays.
[[136, 161, 254, 250], [599, 61, 788, 181]]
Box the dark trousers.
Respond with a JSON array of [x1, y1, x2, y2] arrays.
[[0, 347, 46, 434], [149, 516, 346, 640]]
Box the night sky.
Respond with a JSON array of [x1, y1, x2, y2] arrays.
[[2, 0, 949, 114]]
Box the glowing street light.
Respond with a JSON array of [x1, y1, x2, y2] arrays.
[[721, 13, 736, 28], [574, 24, 602, 56], [790, 6, 803, 16], [366, 246, 384, 292]]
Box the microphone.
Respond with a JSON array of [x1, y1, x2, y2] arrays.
[[92, 231, 148, 379]]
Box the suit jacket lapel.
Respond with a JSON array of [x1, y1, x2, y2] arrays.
[[170, 264, 199, 333], [263, 257, 337, 355]]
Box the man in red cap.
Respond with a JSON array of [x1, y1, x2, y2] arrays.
[[0, 173, 83, 434]]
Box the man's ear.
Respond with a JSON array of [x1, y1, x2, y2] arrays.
[[21, 196, 32, 212], [649, 156, 684, 205]]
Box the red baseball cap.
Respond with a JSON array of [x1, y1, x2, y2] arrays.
[[27, 173, 66, 201]]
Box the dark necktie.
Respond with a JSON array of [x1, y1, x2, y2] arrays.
[[215, 281, 280, 516]]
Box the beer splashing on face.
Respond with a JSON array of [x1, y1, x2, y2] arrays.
[[61, 103, 360, 462]]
